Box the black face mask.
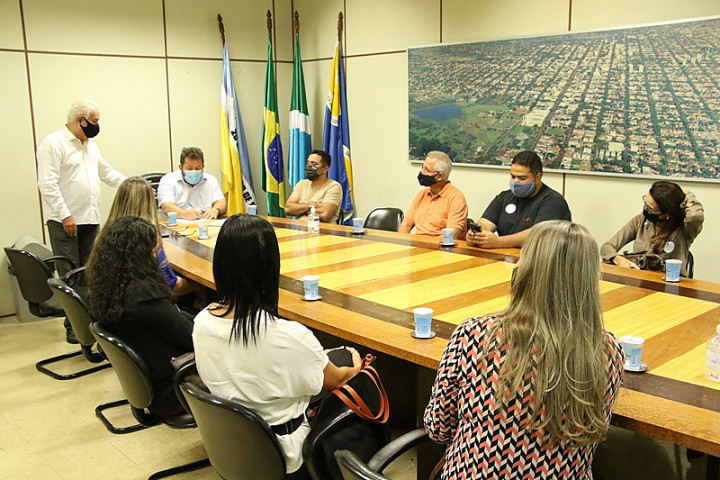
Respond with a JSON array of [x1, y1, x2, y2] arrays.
[[81, 118, 100, 138], [417, 171, 437, 187], [643, 209, 668, 224], [305, 165, 319, 180]]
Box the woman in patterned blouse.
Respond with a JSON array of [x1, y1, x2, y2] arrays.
[[424, 220, 624, 479]]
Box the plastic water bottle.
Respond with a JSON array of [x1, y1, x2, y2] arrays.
[[705, 324, 720, 382], [307, 205, 320, 234]]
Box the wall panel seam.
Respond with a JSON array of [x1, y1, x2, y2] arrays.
[[18, 0, 46, 244]]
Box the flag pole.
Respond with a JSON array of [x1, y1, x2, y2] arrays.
[[218, 12, 256, 214], [218, 14, 225, 44], [337, 12, 343, 42], [267, 10, 272, 37], [294, 10, 300, 37]]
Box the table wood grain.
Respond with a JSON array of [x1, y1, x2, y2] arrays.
[[163, 217, 720, 456]]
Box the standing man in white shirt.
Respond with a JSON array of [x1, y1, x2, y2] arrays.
[[157, 147, 227, 220], [37, 99, 126, 342]]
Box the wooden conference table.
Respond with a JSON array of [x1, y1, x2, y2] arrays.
[[163, 217, 720, 466]]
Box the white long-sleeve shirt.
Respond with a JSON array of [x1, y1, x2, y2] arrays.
[[37, 126, 126, 224]]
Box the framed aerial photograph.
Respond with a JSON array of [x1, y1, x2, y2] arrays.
[[408, 16, 720, 180]]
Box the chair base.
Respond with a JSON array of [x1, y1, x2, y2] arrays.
[[147, 458, 211, 479], [95, 399, 158, 434], [35, 350, 112, 380]]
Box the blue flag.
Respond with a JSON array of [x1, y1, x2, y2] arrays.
[[220, 42, 255, 214], [322, 41, 354, 224], [289, 34, 311, 188]]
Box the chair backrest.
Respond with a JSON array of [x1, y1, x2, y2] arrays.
[[364, 208, 404, 232], [141, 172, 165, 191], [686, 251, 695, 279], [47, 277, 95, 346], [335, 450, 388, 480], [141, 172, 166, 207], [4, 247, 55, 304], [89, 322, 155, 409], [179, 378, 286, 480]]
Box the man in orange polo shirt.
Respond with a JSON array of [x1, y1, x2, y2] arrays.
[[398, 151, 468, 239]]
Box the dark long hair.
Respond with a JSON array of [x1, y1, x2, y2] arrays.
[[212, 214, 280, 344], [86, 216, 169, 322], [648, 181, 685, 253]]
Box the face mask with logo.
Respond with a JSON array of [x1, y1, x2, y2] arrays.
[[305, 165, 319, 181], [81, 118, 100, 138], [509, 179, 535, 198], [417, 171, 437, 187], [183, 170, 203, 185], [642, 209, 668, 224]]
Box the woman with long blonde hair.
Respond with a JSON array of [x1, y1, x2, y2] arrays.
[[105, 176, 196, 296], [425, 220, 623, 479]]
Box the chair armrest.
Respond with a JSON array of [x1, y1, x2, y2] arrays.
[[302, 405, 357, 480], [172, 354, 206, 414], [63, 266, 86, 288], [45, 255, 76, 273], [368, 428, 430, 473], [334, 450, 387, 480]]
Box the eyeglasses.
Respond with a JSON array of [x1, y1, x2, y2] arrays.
[[641, 195, 662, 215], [421, 167, 440, 175]]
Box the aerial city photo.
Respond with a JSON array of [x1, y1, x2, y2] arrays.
[[408, 16, 720, 180]]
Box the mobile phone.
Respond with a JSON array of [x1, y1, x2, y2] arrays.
[[468, 220, 482, 233]]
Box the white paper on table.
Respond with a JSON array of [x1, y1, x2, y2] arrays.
[[175, 218, 214, 224]]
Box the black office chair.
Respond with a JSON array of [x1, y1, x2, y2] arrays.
[[3, 246, 103, 380], [141, 172, 166, 207], [89, 322, 210, 478], [177, 361, 287, 480], [4, 246, 74, 317], [35, 277, 111, 380], [334, 428, 436, 480], [686, 251, 694, 279], [141, 172, 165, 190], [303, 396, 391, 480], [364, 208, 404, 232]]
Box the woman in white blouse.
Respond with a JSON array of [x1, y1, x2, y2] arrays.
[[192, 214, 361, 478]]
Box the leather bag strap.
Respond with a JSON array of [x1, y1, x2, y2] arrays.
[[331, 362, 390, 423]]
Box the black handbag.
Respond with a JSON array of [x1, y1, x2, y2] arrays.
[[302, 348, 391, 480], [621, 251, 666, 271]]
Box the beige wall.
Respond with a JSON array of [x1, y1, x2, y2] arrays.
[[1, 0, 718, 315]]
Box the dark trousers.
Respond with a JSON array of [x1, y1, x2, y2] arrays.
[[46, 220, 98, 333], [46, 220, 99, 277]]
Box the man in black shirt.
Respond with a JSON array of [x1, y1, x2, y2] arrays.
[[467, 150, 571, 248]]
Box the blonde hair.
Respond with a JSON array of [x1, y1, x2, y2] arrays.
[[106, 177, 160, 229], [492, 220, 608, 447]]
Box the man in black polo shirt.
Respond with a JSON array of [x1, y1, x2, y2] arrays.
[[467, 150, 571, 248]]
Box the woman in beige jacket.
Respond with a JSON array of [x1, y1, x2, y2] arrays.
[[600, 181, 703, 277]]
